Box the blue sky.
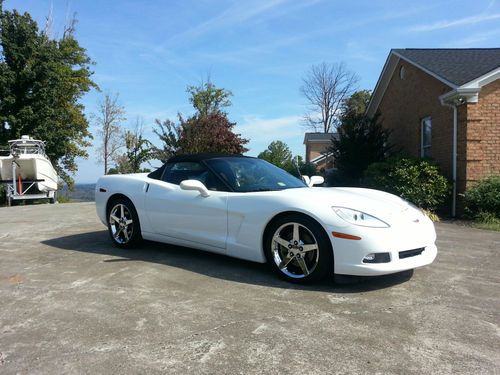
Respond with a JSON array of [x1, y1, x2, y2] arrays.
[[4, 0, 500, 182]]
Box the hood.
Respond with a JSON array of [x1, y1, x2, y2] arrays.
[[280, 186, 423, 224]]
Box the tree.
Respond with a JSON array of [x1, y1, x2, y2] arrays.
[[154, 81, 247, 158], [284, 156, 317, 178], [0, 7, 97, 187], [257, 140, 292, 170], [178, 112, 248, 154], [187, 79, 232, 116], [114, 118, 153, 173], [301, 62, 358, 133], [94, 93, 126, 174], [152, 116, 183, 163], [258, 141, 317, 178], [153, 113, 249, 160], [330, 111, 392, 179], [341, 89, 371, 120]]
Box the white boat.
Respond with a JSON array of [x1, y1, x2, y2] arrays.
[[0, 135, 58, 192]]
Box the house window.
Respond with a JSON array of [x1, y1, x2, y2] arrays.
[[399, 65, 405, 80], [421, 117, 432, 158]]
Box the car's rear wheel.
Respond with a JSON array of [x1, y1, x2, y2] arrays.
[[107, 198, 141, 248], [264, 214, 333, 283]]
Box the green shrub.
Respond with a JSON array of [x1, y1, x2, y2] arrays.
[[297, 161, 318, 178], [0, 185, 5, 205], [474, 211, 500, 224], [57, 194, 71, 204], [326, 169, 360, 187], [422, 209, 440, 222], [464, 176, 500, 219], [364, 157, 450, 210], [284, 159, 317, 179]]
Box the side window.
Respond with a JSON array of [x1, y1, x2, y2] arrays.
[[161, 162, 226, 191], [421, 117, 431, 158]]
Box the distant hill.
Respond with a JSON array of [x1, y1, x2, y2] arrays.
[[61, 183, 95, 202]]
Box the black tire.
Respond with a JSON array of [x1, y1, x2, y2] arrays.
[[264, 214, 333, 284], [107, 198, 142, 248]]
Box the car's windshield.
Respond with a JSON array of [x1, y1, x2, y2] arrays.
[[206, 157, 307, 192]]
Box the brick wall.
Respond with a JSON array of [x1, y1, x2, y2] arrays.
[[374, 59, 499, 215], [306, 142, 330, 162], [305, 141, 335, 171], [377, 60, 455, 178], [463, 80, 500, 187]]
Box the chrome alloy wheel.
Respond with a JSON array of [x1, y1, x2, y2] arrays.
[[109, 203, 134, 244], [271, 222, 320, 279]]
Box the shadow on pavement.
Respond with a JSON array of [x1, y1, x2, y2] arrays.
[[42, 230, 414, 293]]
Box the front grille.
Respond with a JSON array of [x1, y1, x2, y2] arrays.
[[399, 247, 425, 259]]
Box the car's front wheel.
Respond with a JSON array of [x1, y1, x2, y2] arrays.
[[264, 214, 333, 283], [107, 198, 142, 248]]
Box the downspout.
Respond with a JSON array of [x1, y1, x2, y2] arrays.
[[452, 105, 457, 217], [441, 101, 458, 217]]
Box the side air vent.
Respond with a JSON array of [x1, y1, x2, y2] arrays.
[[399, 247, 424, 259]]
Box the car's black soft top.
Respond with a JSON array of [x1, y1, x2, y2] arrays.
[[147, 153, 251, 180], [166, 153, 250, 163]]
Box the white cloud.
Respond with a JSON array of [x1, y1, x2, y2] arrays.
[[166, 0, 289, 45], [238, 115, 302, 139], [162, 0, 323, 47], [445, 28, 500, 47], [236, 115, 305, 156], [409, 13, 500, 32]]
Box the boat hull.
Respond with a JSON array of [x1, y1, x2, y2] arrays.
[[0, 155, 58, 192]]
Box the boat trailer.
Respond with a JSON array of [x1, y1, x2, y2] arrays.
[[0, 160, 56, 206]]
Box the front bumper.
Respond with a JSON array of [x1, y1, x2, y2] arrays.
[[327, 217, 437, 276]]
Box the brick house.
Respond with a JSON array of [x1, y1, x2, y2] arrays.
[[366, 48, 500, 216], [303, 132, 337, 171]]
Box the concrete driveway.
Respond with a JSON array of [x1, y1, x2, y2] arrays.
[[0, 203, 499, 374]]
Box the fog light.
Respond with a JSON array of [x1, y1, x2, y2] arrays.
[[363, 252, 391, 263]]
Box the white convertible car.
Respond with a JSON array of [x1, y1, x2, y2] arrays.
[[95, 154, 437, 283]]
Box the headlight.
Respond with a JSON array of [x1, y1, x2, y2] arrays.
[[332, 207, 390, 228]]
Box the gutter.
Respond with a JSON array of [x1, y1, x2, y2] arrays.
[[439, 88, 479, 104]]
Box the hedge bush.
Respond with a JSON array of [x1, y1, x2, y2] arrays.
[[364, 157, 450, 211], [464, 176, 500, 219], [326, 169, 360, 187], [0, 185, 5, 205]]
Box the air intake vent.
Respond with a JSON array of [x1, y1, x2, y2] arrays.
[[399, 247, 424, 259]]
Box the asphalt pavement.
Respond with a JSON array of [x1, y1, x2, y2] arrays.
[[0, 203, 499, 374]]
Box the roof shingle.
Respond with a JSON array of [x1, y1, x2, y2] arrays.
[[303, 133, 338, 144], [393, 48, 500, 86]]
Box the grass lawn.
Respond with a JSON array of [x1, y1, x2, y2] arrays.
[[472, 221, 500, 232]]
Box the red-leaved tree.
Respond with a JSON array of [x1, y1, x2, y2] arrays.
[[153, 112, 248, 162], [179, 112, 248, 155], [153, 79, 248, 161]]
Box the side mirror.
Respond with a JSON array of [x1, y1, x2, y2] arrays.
[[302, 176, 311, 186], [309, 175, 324, 187], [180, 180, 210, 197]]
